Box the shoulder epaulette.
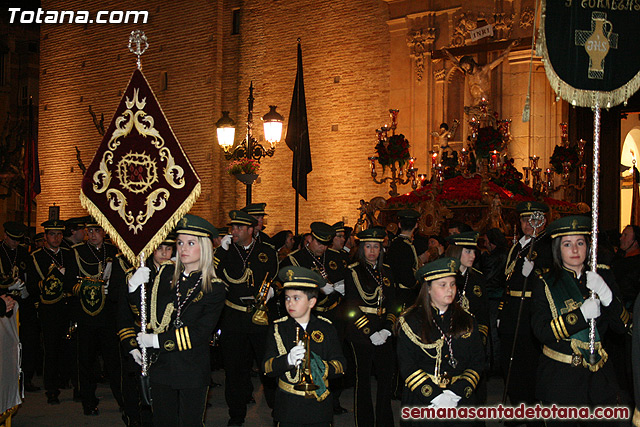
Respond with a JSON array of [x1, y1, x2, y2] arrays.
[[472, 267, 484, 275], [60, 247, 71, 252], [317, 315, 332, 324], [161, 260, 175, 266], [596, 264, 610, 270], [261, 240, 276, 250], [274, 316, 289, 323], [327, 248, 339, 253], [382, 263, 391, 269], [348, 262, 359, 269], [71, 242, 83, 248], [288, 248, 301, 256], [31, 248, 42, 255]]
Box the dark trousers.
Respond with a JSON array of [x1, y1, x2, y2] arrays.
[[121, 346, 153, 426], [221, 330, 275, 422], [19, 300, 40, 382], [40, 304, 67, 393], [150, 381, 208, 427], [77, 317, 123, 410], [350, 340, 395, 427], [499, 331, 539, 405]]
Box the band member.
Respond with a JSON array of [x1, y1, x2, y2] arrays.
[[61, 216, 88, 249], [531, 216, 629, 418], [281, 222, 345, 322], [27, 219, 76, 404], [386, 209, 428, 311], [396, 257, 484, 425], [241, 202, 274, 247], [498, 201, 551, 408], [132, 214, 225, 427], [344, 227, 397, 426], [214, 210, 278, 426], [444, 231, 490, 344], [67, 219, 123, 415], [263, 265, 346, 427], [1, 221, 39, 391]]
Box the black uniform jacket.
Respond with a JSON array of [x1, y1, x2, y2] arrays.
[[214, 240, 278, 333], [281, 247, 346, 316], [397, 306, 485, 406], [27, 246, 76, 307], [344, 261, 398, 345], [531, 266, 629, 403], [263, 314, 346, 424], [386, 236, 420, 308], [141, 263, 225, 389], [498, 232, 552, 335], [0, 243, 29, 298], [456, 267, 490, 343]]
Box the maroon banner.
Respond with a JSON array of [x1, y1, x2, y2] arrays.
[[80, 69, 200, 265]]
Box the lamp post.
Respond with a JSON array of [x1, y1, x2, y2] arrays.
[[216, 82, 284, 204]]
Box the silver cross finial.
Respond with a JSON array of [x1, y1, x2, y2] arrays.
[[128, 30, 148, 70]]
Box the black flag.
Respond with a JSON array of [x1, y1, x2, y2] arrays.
[[285, 41, 312, 200]]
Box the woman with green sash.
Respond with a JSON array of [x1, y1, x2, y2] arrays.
[[531, 215, 630, 414]]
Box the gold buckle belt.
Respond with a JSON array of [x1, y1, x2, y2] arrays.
[[543, 345, 583, 367], [359, 306, 385, 315], [225, 300, 249, 312], [278, 378, 308, 397], [506, 290, 532, 298], [315, 301, 339, 312]]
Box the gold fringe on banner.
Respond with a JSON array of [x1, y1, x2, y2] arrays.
[[537, 0, 640, 109], [80, 182, 201, 267]]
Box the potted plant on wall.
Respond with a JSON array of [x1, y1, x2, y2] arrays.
[[228, 158, 261, 185]]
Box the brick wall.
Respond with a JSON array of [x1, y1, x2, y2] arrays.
[[38, 0, 394, 236]]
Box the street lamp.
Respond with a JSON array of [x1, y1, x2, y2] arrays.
[[216, 82, 284, 204]]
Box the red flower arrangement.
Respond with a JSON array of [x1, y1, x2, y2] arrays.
[[375, 134, 410, 169], [475, 126, 504, 159], [549, 145, 579, 174], [227, 158, 260, 176], [491, 158, 526, 195]]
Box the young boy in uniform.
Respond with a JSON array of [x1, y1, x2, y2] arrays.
[[263, 266, 346, 427]]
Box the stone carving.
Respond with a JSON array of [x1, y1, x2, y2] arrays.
[[407, 28, 437, 81]]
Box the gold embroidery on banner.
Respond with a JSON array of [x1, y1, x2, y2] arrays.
[[116, 152, 158, 194]]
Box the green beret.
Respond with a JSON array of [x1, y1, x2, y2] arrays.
[[228, 210, 258, 227], [41, 219, 66, 232], [546, 215, 591, 239], [516, 201, 549, 216], [357, 227, 386, 243], [279, 265, 325, 290], [397, 209, 420, 220], [415, 257, 459, 283], [445, 231, 479, 248], [332, 221, 345, 233], [175, 214, 218, 240], [310, 222, 335, 244], [241, 203, 267, 216], [64, 216, 90, 229], [3, 221, 26, 240]]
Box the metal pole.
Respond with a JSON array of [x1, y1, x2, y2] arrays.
[[588, 102, 601, 363]]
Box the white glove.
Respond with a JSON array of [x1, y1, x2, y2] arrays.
[[8, 279, 23, 291], [521, 259, 534, 277], [431, 390, 462, 408], [586, 271, 613, 306], [137, 332, 159, 349], [129, 349, 143, 366], [266, 287, 275, 303], [333, 280, 345, 296], [580, 298, 601, 321], [221, 235, 232, 250], [321, 283, 335, 295], [128, 266, 151, 293], [378, 329, 392, 344], [103, 261, 113, 282], [370, 331, 384, 346], [287, 342, 305, 367], [20, 286, 29, 299]]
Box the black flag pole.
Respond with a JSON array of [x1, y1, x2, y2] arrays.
[[286, 38, 312, 236]]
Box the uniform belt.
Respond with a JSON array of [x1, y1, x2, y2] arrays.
[[506, 290, 532, 298], [542, 345, 583, 367], [225, 300, 250, 312], [315, 301, 339, 312], [359, 306, 385, 315], [278, 378, 311, 397]]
